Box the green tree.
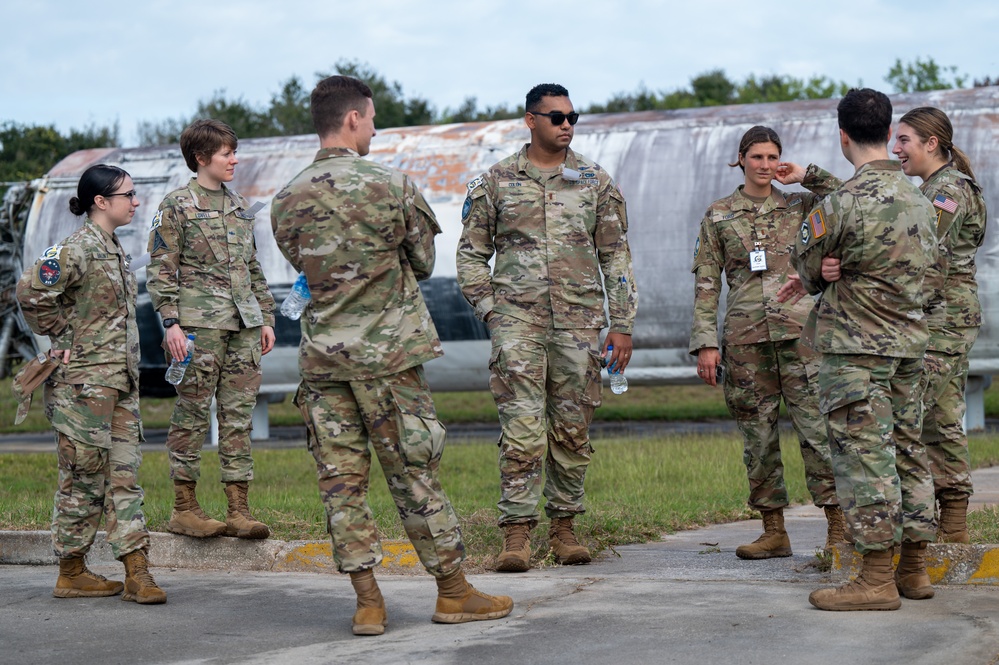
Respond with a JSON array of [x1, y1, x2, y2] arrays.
[[0, 121, 120, 186], [885, 57, 967, 93], [322, 59, 434, 129], [268, 76, 314, 136], [438, 96, 522, 123]]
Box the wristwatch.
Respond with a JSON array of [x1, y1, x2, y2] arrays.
[[162, 318, 179, 329]]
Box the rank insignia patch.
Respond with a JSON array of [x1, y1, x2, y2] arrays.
[[38, 259, 61, 286], [808, 209, 826, 239]]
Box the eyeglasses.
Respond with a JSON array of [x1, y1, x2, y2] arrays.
[[104, 190, 138, 201], [529, 111, 579, 126]]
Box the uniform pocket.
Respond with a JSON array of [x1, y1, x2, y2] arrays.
[[389, 383, 446, 470]]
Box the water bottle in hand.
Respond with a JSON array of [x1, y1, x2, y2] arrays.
[[281, 272, 311, 320], [165, 334, 196, 386], [605, 344, 629, 394]]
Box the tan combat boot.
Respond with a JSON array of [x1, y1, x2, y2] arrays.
[[736, 509, 792, 559], [167, 480, 227, 538], [823, 505, 849, 551], [121, 549, 167, 605], [431, 568, 514, 624], [809, 549, 900, 611], [895, 541, 934, 600], [53, 556, 124, 598], [348, 569, 387, 636], [223, 481, 270, 539], [938, 497, 971, 544], [549, 517, 592, 565], [496, 523, 532, 572]]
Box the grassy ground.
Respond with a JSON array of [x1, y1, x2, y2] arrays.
[[4, 432, 999, 569]]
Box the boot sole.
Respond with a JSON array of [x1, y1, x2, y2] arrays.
[[352, 622, 387, 636], [897, 585, 935, 600], [554, 554, 591, 565], [431, 607, 513, 624], [495, 559, 530, 573], [224, 525, 270, 539], [167, 523, 227, 538], [808, 597, 901, 611], [122, 591, 167, 605], [53, 587, 123, 598], [735, 548, 792, 560]]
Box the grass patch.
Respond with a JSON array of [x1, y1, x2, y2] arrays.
[[5, 432, 999, 568], [968, 505, 999, 544], [0, 378, 730, 433]]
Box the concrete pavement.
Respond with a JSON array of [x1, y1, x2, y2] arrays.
[[1, 468, 998, 664]]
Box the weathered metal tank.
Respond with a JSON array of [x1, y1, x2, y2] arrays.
[[4, 87, 997, 419]]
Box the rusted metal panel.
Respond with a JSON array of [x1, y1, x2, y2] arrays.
[[16, 86, 999, 390]]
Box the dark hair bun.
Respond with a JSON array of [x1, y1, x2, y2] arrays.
[[68, 196, 86, 216]]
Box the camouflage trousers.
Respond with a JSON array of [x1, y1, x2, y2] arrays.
[[488, 313, 602, 527], [818, 354, 936, 554], [165, 326, 262, 483], [921, 348, 975, 501], [44, 379, 149, 560], [295, 366, 464, 577], [723, 339, 837, 511]]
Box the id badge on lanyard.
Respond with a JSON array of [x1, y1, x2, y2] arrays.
[[750, 243, 767, 272]]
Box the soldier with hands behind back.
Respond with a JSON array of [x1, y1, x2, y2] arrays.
[[16, 164, 165, 604]]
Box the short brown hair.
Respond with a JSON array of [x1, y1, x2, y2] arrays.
[[311, 76, 373, 138], [729, 126, 782, 172], [179, 119, 238, 173]]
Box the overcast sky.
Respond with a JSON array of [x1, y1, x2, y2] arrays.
[[3, 0, 997, 146]]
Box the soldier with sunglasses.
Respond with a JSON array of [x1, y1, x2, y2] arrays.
[[457, 83, 638, 572]]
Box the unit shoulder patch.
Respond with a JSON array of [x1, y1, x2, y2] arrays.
[[38, 259, 61, 286]]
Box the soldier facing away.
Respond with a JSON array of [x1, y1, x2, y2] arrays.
[[456, 83, 638, 571], [779, 88, 939, 610], [16, 164, 165, 604], [271, 75, 512, 636], [146, 119, 276, 541]]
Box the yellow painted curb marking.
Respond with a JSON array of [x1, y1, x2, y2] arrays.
[[969, 549, 999, 583]]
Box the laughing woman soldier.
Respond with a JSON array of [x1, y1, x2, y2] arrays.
[[689, 126, 843, 559], [17, 164, 165, 604], [892, 107, 987, 543]]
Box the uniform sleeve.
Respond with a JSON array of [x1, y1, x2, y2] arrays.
[[400, 176, 440, 281], [145, 201, 185, 320], [15, 244, 87, 350], [688, 213, 723, 354], [456, 177, 497, 321], [794, 196, 843, 295], [247, 237, 276, 326], [801, 164, 845, 198], [595, 180, 637, 334], [270, 187, 303, 272]]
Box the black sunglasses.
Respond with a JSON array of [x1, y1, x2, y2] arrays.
[[530, 111, 579, 126]]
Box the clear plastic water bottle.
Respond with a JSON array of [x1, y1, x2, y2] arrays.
[[605, 344, 629, 394], [165, 334, 196, 386], [280, 272, 311, 320]]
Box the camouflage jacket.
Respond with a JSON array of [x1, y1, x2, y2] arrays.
[[146, 179, 275, 330], [16, 218, 139, 390], [270, 147, 443, 381], [689, 186, 821, 354], [456, 145, 637, 333], [921, 164, 986, 354], [794, 160, 937, 358]]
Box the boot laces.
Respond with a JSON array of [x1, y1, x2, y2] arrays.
[[504, 525, 531, 551], [553, 521, 581, 547]]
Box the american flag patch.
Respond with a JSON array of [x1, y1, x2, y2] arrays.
[[809, 209, 826, 239], [933, 194, 958, 214]]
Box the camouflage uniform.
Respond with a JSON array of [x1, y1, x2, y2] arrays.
[[690, 186, 837, 511], [146, 180, 275, 483], [271, 147, 464, 576], [794, 160, 938, 554], [456, 145, 637, 526], [918, 165, 986, 501], [16, 219, 150, 560]]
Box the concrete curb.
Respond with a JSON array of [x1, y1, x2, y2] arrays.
[[0, 530, 423, 576], [829, 542, 999, 585]]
